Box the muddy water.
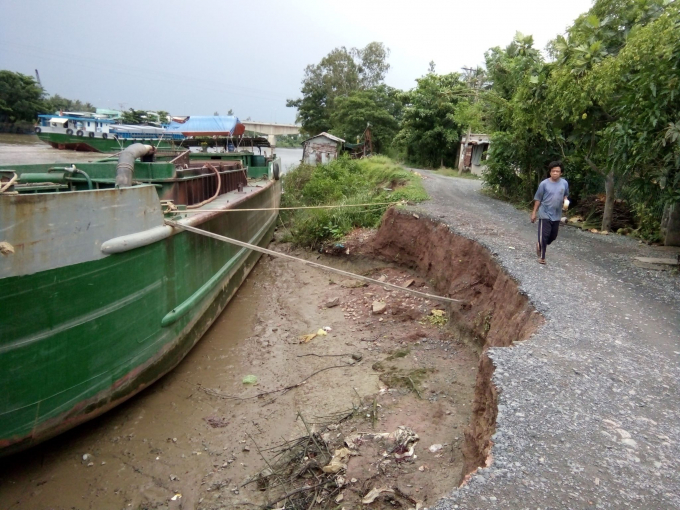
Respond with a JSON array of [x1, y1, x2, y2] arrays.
[[0, 133, 102, 165], [0, 134, 302, 171]]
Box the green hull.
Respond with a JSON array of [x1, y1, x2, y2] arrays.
[[37, 132, 177, 152], [0, 171, 280, 455]]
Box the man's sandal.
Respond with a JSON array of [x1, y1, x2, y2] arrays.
[[538, 259, 546, 265]]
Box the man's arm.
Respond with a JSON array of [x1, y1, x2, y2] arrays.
[[531, 200, 540, 223], [531, 182, 543, 223]]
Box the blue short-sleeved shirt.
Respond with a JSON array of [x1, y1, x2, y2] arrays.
[[534, 178, 569, 221]]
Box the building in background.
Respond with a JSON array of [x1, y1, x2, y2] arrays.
[[302, 132, 345, 165], [458, 133, 490, 176], [95, 108, 123, 120]]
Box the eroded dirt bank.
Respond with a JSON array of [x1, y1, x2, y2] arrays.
[[0, 209, 541, 510], [359, 208, 543, 478]]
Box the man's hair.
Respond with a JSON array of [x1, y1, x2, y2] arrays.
[[548, 161, 564, 173]]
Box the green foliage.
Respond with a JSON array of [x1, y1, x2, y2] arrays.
[[0, 70, 45, 122], [43, 93, 96, 114], [148, 110, 170, 124], [286, 42, 391, 137], [330, 85, 402, 153], [395, 73, 467, 168], [281, 156, 427, 247], [276, 134, 304, 147], [121, 108, 146, 125], [479, 0, 680, 239]]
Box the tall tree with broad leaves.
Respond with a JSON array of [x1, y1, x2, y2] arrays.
[[546, 0, 675, 231], [287, 42, 390, 136], [330, 85, 402, 153], [0, 70, 46, 122], [395, 73, 468, 168]]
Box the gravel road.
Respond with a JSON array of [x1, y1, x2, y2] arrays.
[[415, 171, 680, 510]]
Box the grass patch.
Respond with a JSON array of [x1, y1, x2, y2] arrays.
[[386, 348, 411, 360], [280, 155, 428, 247], [433, 167, 481, 179]]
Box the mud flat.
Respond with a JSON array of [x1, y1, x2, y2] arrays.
[[0, 208, 540, 510]]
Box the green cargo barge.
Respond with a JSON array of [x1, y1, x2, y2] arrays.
[[0, 146, 281, 456]]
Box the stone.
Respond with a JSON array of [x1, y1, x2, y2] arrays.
[[372, 301, 387, 314], [325, 297, 341, 308]]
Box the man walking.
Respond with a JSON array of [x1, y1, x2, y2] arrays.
[[531, 161, 569, 264]]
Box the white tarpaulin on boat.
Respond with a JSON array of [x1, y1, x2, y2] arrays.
[[49, 118, 68, 125]]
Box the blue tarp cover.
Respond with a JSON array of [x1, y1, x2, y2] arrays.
[[166, 116, 244, 136]]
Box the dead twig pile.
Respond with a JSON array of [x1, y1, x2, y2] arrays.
[[243, 409, 359, 509], [570, 195, 637, 231]]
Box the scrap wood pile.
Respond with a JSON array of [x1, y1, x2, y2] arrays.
[[569, 194, 637, 231], [246, 409, 424, 509]]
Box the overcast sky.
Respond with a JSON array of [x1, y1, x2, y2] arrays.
[[0, 0, 593, 124]]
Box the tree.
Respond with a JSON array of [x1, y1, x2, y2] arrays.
[[121, 108, 145, 125], [287, 42, 391, 136], [546, 0, 674, 231], [44, 94, 95, 114], [156, 110, 170, 124], [395, 73, 467, 168], [330, 85, 402, 153], [0, 70, 46, 122], [477, 33, 563, 200], [353, 42, 391, 88]]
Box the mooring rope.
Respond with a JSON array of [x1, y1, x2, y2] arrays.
[[0, 172, 18, 194], [164, 219, 460, 304], [172, 201, 401, 213]]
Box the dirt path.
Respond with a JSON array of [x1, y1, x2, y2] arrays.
[[0, 243, 480, 510], [413, 172, 680, 510]]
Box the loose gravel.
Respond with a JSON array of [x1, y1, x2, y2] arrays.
[[413, 171, 680, 510]]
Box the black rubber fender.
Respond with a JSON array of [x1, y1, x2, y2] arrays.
[[272, 162, 280, 180], [66, 128, 73, 135], [76, 130, 83, 137], [88, 132, 95, 138], [34, 126, 41, 134], [102, 133, 108, 139]]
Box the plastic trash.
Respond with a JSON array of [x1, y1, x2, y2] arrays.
[[299, 333, 317, 343], [322, 447, 351, 473], [362, 487, 394, 504], [242, 375, 258, 385]]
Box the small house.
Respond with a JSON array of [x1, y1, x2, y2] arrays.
[[302, 132, 345, 165], [458, 133, 490, 176]]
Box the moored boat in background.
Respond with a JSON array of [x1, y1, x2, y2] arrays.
[[0, 145, 281, 456], [35, 112, 183, 152]]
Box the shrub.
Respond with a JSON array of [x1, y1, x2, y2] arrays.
[[281, 155, 428, 247]]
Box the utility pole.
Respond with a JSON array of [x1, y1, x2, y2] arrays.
[[34, 69, 42, 88]]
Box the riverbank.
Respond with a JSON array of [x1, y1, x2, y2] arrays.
[[0, 229, 485, 509]]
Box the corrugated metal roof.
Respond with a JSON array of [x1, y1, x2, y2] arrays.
[[303, 132, 345, 144], [165, 116, 245, 136]]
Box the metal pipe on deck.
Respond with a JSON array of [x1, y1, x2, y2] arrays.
[[115, 143, 154, 188]]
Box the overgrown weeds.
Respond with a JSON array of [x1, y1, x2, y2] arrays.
[[280, 155, 428, 247]]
